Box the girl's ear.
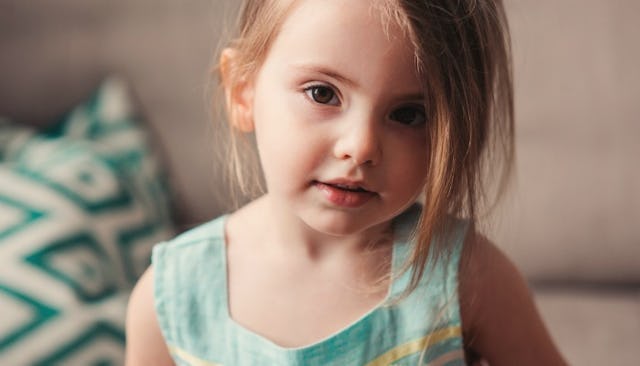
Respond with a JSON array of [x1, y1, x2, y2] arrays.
[[220, 48, 255, 132]]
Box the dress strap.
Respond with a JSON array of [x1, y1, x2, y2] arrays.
[[152, 216, 229, 363], [388, 207, 470, 327]]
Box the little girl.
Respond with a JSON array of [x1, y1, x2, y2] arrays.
[[126, 0, 566, 365]]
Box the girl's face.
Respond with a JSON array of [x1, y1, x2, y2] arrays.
[[240, 0, 429, 236]]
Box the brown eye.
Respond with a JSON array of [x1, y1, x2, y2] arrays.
[[389, 105, 426, 126], [304, 85, 339, 105]]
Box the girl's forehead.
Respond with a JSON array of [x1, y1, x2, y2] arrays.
[[262, 0, 419, 93], [278, 0, 407, 43]]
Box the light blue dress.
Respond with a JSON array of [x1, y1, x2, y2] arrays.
[[153, 205, 469, 365]]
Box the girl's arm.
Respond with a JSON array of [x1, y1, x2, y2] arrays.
[[125, 267, 175, 366], [459, 233, 568, 365]]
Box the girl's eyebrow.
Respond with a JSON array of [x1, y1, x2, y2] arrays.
[[289, 63, 358, 88]]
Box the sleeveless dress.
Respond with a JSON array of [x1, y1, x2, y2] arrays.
[[152, 205, 469, 366]]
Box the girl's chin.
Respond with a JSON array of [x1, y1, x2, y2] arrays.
[[299, 209, 392, 239]]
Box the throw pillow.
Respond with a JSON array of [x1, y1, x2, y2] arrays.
[[0, 76, 174, 365]]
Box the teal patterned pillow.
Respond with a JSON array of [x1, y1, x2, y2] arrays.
[[0, 77, 174, 365]]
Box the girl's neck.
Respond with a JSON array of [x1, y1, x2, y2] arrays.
[[229, 194, 393, 265]]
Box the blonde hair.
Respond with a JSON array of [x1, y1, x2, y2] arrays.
[[214, 0, 514, 296]]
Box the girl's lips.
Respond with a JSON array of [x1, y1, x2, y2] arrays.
[[313, 181, 376, 208]]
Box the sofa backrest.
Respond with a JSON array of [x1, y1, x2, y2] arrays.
[[1, 0, 638, 284], [495, 0, 640, 284]]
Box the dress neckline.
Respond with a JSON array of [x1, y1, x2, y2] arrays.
[[217, 208, 418, 354]]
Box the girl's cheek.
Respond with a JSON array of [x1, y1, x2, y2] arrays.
[[384, 122, 428, 147]]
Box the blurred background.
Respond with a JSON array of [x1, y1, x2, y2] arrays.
[[0, 0, 638, 364]]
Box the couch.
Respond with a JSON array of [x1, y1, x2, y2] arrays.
[[1, 0, 638, 364]]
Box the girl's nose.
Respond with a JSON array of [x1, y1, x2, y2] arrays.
[[332, 117, 382, 166]]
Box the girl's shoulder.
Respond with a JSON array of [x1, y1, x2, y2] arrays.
[[125, 267, 174, 366], [458, 231, 526, 335], [458, 232, 567, 365]]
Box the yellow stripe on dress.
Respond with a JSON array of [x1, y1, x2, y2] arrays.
[[423, 349, 465, 366], [168, 345, 222, 366], [365, 326, 462, 366]]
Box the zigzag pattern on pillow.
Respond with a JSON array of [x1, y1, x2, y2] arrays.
[[0, 77, 174, 365]]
